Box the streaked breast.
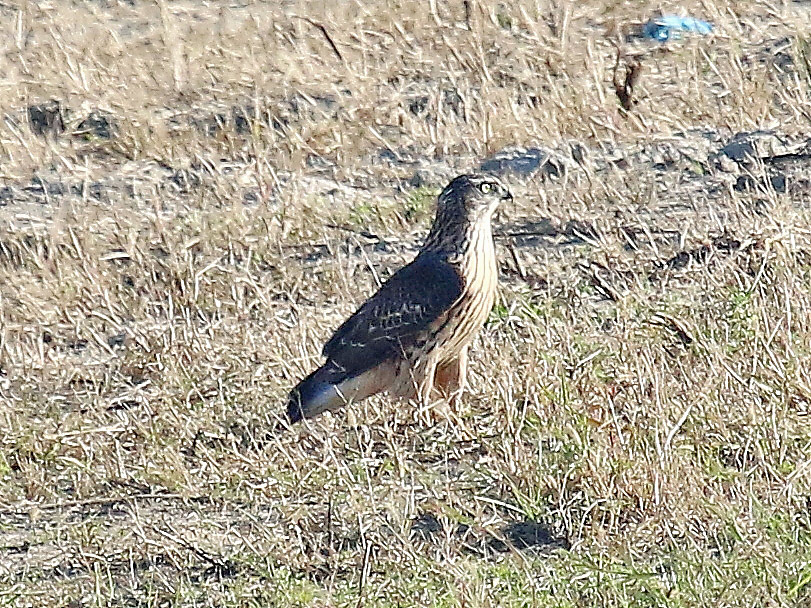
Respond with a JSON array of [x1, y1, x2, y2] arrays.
[[432, 219, 498, 358]]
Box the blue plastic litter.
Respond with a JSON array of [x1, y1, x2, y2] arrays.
[[642, 15, 713, 42]]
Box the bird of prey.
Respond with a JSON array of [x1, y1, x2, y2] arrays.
[[287, 173, 512, 423]]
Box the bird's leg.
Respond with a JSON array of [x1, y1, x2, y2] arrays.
[[416, 356, 460, 428], [432, 346, 468, 406], [416, 358, 438, 407]]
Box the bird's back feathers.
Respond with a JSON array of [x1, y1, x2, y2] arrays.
[[323, 253, 463, 377]]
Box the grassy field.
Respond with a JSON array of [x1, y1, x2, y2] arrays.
[[1, 0, 811, 606]]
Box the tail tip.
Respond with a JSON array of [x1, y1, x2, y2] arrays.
[[286, 393, 305, 424]]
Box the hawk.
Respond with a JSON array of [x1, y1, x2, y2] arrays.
[[287, 173, 511, 423]]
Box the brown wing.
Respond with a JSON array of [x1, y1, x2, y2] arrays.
[[322, 252, 463, 379]]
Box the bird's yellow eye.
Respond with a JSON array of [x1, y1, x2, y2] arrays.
[[479, 182, 493, 194]]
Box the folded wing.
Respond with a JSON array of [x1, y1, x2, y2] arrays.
[[323, 252, 463, 378]]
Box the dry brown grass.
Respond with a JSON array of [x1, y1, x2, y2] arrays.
[[1, 1, 811, 606]]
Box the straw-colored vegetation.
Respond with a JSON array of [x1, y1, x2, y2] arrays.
[[1, 1, 810, 606]]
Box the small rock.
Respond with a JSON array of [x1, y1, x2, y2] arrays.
[[501, 521, 560, 549], [716, 130, 796, 169], [168, 168, 203, 191], [67, 338, 88, 351], [24, 179, 66, 197], [409, 170, 430, 189], [480, 146, 562, 179], [407, 96, 429, 116], [758, 37, 794, 74], [286, 92, 339, 117], [441, 88, 464, 117], [107, 333, 126, 348], [84, 182, 109, 201], [231, 105, 255, 134], [734, 172, 787, 193], [408, 166, 456, 189], [487, 520, 568, 553], [569, 141, 588, 165], [410, 513, 441, 540], [376, 148, 401, 166], [242, 190, 260, 205], [28, 101, 66, 136], [76, 111, 117, 139], [305, 154, 333, 170]]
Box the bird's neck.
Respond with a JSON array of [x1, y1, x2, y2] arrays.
[[422, 211, 495, 263]]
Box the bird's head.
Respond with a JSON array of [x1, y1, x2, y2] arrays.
[[436, 173, 512, 222]]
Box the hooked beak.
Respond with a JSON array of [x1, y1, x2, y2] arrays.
[[494, 186, 513, 224]]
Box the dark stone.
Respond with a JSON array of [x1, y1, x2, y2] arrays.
[[231, 105, 255, 134], [713, 234, 742, 253], [286, 92, 338, 116], [504, 521, 561, 548], [376, 148, 415, 167], [67, 339, 88, 351], [408, 96, 429, 116], [410, 513, 441, 540], [409, 172, 425, 189], [738, 174, 764, 192], [85, 182, 108, 201], [489, 520, 568, 552], [168, 168, 203, 191], [305, 154, 332, 170], [25, 179, 66, 197], [718, 130, 788, 168], [762, 37, 794, 73], [28, 101, 66, 136], [309, 93, 339, 113], [734, 173, 787, 193], [377, 148, 399, 164], [442, 89, 464, 117], [570, 142, 587, 165], [721, 138, 759, 163], [242, 190, 260, 205], [770, 173, 787, 192], [107, 333, 126, 348], [480, 146, 561, 178], [76, 111, 117, 139]]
